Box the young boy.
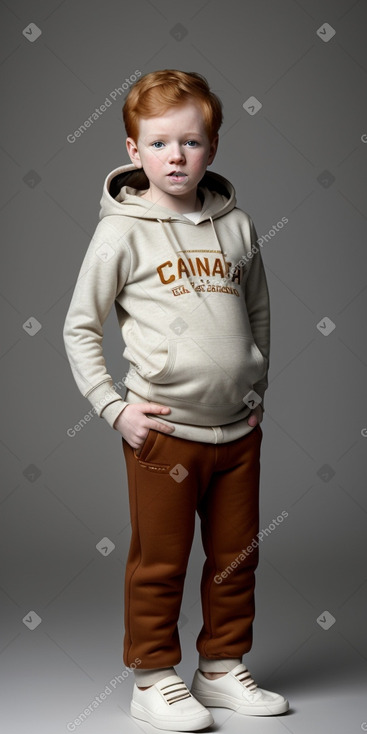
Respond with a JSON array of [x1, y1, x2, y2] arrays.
[[63, 69, 289, 731]]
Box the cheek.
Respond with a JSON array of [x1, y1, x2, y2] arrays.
[[193, 146, 210, 161], [191, 153, 209, 172], [147, 153, 167, 173]]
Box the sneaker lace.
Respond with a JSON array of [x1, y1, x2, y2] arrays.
[[234, 666, 258, 692], [160, 681, 192, 705]]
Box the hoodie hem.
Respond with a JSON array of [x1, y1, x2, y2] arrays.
[[123, 388, 257, 443]]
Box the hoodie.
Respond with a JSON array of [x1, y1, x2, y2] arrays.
[[63, 164, 270, 443]]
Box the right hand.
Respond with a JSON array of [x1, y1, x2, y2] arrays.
[[113, 402, 174, 449]]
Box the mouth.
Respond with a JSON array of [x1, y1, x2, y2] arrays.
[[168, 171, 187, 182]]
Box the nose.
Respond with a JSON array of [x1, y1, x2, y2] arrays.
[[168, 143, 185, 163]]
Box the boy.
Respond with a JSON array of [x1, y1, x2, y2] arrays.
[[63, 69, 289, 731]]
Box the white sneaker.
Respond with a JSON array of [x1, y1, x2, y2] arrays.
[[191, 663, 289, 716], [131, 673, 214, 731]]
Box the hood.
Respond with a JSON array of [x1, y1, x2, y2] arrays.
[[99, 163, 237, 223]]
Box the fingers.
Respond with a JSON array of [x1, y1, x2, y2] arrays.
[[247, 405, 263, 427], [147, 417, 175, 434], [115, 402, 175, 446], [135, 402, 171, 414]]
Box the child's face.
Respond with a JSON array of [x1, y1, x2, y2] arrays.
[[126, 101, 218, 211]]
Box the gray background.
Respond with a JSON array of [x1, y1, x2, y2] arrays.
[[1, 1, 366, 732]]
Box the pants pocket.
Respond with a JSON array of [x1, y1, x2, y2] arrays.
[[134, 429, 160, 460], [133, 430, 171, 473]]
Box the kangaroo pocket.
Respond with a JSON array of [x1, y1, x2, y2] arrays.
[[148, 335, 266, 409], [122, 323, 173, 383]]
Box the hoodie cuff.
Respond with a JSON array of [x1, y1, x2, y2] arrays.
[[101, 400, 128, 429], [84, 380, 127, 428]]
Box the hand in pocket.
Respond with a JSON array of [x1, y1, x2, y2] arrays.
[[113, 402, 175, 449]]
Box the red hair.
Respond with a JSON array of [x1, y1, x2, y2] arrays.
[[123, 69, 223, 142]]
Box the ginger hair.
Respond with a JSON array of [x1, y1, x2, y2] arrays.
[[123, 69, 223, 142]]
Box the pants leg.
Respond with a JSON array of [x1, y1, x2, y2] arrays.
[[122, 425, 262, 670], [196, 425, 262, 659], [122, 430, 208, 669]]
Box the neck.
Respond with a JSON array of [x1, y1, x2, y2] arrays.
[[140, 188, 201, 214]]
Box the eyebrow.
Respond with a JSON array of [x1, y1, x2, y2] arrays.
[[144, 131, 204, 139]]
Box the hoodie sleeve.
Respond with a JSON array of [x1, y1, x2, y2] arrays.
[[63, 221, 131, 429], [243, 217, 271, 410]]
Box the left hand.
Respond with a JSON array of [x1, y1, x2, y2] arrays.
[[247, 404, 264, 427]]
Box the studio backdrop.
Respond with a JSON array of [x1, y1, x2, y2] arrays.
[[0, 1, 366, 733]]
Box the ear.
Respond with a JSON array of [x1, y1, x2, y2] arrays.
[[126, 137, 142, 168], [207, 134, 219, 166]]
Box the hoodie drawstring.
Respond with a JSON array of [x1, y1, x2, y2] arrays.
[[156, 217, 230, 294]]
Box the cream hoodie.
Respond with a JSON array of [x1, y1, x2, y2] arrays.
[[63, 164, 270, 443]]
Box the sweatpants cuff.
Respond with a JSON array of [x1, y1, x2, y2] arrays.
[[198, 656, 242, 673], [134, 666, 176, 687]]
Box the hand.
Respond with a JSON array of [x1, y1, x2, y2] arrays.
[[113, 402, 174, 449], [247, 404, 264, 428]]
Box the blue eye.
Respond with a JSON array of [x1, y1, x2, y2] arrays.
[[152, 141, 165, 149], [186, 140, 198, 147]]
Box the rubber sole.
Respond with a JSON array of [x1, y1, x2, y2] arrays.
[[191, 689, 289, 716], [131, 700, 214, 731]]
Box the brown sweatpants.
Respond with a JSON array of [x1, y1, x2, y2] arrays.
[[122, 424, 263, 669]]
